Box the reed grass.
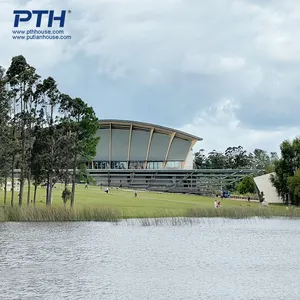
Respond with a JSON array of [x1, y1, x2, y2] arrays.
[[186, 206, 300, 219], [0, 206, 121, 222], [0, 204, 299, 222]]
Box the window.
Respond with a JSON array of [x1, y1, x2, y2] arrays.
[[165, 161, 181, 169], [129, 161, 145, 169], [146, 161, 163, 169], [93, 161, 110, 169], [111, 161, 127, 169]]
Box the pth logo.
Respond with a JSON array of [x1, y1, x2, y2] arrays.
[[13, 10, 68, 28]]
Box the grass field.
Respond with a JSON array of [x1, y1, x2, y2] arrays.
[[0, 184, 298, 221], [1, 183, 260, 212]]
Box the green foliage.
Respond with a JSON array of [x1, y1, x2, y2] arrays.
[[59, 95, 100, 207], [62, 188, 72, 204], [270, 137, 300, 205], [194, 146, 278, 171], [237, 176, 256, 194], [287, 169, 300, 205], [0, 56, 99, 208]]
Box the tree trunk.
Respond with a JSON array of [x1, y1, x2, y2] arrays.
[[47, 176, 53, 206], [70, 165, 76, 208], [46, 180, 49, 205], [4, 176, 7, 206], [33, 184, 37, 206], [19, 177, 24, 207], [19, 127, 26, 207], [11, 155, 15, 207], [64, 172, 68, 190], [27, 176, 31, 205]]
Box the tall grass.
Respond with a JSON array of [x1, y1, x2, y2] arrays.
[[0, 206, 121, 222], [186, 206, 300, 219], [0, 205, 299, 222]]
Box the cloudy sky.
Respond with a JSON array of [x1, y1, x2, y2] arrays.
[[1, 0, 299, 155]]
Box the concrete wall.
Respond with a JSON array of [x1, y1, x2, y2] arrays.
[[183, 150, 194, 170], [254, 173, 282, 204]]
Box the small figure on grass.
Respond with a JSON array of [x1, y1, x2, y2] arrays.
[[134, 191, 137, 198], [214, 199, 222, 208], [214, 200, 218, 208]]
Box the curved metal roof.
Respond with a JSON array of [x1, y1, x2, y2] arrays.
[[99, 119, 202, 141]]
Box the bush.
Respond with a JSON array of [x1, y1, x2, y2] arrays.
[[237, 176, 256, 194], [62, 188, 72, 204]]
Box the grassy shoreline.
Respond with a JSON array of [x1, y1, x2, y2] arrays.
[[1, 185, 298, 222], [1, 205, 299, 222]]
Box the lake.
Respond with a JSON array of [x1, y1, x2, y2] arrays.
[[0, 218, 300, 300]]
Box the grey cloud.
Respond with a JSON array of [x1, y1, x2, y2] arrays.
[[1, 0, 300, 135]]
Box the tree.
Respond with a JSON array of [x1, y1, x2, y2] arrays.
[[237, 176, 256, 194], [270, 138, 300, 205], [287, 169, 300, 205], [40, 77, 64, 205], [0, 65, 11, 205], [193, 146, 277, 170], [270, 152, 279, 163], [224, 146, 249, 169], [31, 124, 48, 205], [60, 95, 99, 207], [253, 149, 270, 170], [6, 55, 27, 206], [206, 150, 226, 169], [194, 149, 207, 169], [5, 55, 41, 206], [62, 188, 72, 208], [0, 55, 100, 208]]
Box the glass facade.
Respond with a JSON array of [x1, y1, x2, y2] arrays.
[[93, 161, 110, 169], [165, 161, 181, 169], [90, 161, 182, 170], [111, 161, 127, 169], [129, 161, 145, 169], [146, 161, 163, 169]]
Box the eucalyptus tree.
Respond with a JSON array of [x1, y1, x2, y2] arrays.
[[19, 65, 42, 205], [224, 146, 250, 169], [39, 77, 62, 205], [60, 95, 99, 207], [0, 66, 11, 205], [5, 55, 42, 206]]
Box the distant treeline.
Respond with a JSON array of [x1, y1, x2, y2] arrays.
[[193, 139, 300, 206], [194, 146, 278, 171]]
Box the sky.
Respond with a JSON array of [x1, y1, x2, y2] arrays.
[[1, 0, 300, 155]]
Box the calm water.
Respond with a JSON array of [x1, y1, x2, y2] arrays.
[[0, 219, 300, 300]]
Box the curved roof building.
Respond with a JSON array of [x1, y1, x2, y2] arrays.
[[89, 119, 202, 170]]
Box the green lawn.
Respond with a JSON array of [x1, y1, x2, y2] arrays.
[[1, 183, 265, 217], [1, 184, 299, 221]]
